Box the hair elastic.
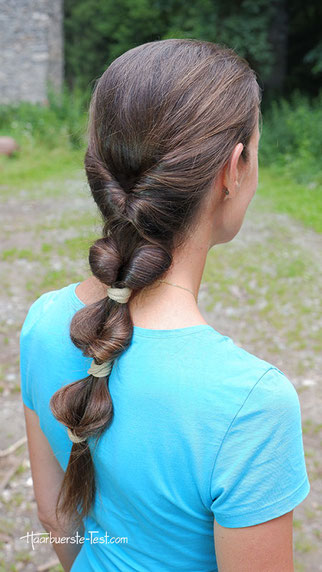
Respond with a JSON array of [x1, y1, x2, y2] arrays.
[[67, 427, 86, 444], [107, 286, 132, 303], [67, 285, 131, 444], [88, 359, 113, 378]]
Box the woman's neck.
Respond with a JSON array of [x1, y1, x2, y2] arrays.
[[75, 276, 208, 329]]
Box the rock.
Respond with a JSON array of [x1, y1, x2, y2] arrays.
[[0, 136, 20, 156]]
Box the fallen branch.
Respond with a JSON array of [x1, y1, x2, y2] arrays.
[[0, 436, 27, 458]]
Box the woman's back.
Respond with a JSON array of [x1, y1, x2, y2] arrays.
[[20, 282, 310, 571]]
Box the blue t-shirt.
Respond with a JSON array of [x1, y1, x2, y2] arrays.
[[19, 282, 310, 571]]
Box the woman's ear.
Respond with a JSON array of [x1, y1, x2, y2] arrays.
[[222, 143, 244, 195]]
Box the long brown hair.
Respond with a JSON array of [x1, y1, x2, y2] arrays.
[[50, 38, 261, 529]]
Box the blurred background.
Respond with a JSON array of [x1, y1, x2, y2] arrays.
[[0, 1, 321, 570]]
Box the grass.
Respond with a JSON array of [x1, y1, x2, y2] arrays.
[[0, 518, 15, 535], [1, 235, 97, 264], [203, 230, 321, 352], [257, 167, 322, 234], [56, 234, 97, 261], [0, 145, 84, 192], [294, 534, 317, 553], [25, 269, 85, 302], [293, 519, 302, 530], [0, 132, 321, 233], [14, 550, 32, 564], [36, 210, 101, 232], [303, 420, 322, 436], [1, 248, 37, 262]]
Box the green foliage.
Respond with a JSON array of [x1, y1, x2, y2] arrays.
[[63, 0, 322, 103], [0, 82, 88, 150], [304, 40, 322, 75], [64, 0, 276, 89], [286, 0, 322, 94], [259, 91, 322, 183], [0, 83, 87, 188], [64, 0, 163, 89]]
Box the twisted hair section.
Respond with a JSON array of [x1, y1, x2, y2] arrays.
[[49, 38, 261, 528]]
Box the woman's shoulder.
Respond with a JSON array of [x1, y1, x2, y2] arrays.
[[189, 326, 301, 427], [195, 325, 279, 388], [20, 282, 79, 339]]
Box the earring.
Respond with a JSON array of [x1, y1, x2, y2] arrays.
[[223, 187, 229, 195]]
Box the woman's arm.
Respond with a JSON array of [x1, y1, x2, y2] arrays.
[[23, 404, 84, 571], [214, 511, 294, 571]]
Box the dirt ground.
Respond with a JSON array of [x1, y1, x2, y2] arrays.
[[0, 174, 321, 571]]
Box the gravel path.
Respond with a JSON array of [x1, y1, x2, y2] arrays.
[[0, 176, 321, 571]]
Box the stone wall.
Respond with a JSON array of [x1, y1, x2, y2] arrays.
[[0, 0, 63, 104]]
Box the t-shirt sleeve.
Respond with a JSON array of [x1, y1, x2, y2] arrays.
[[210, 367, 310, 528]]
